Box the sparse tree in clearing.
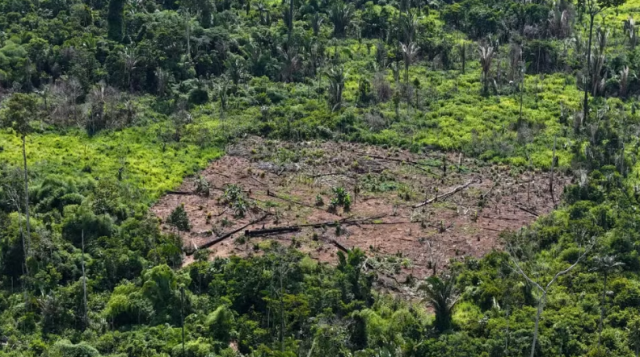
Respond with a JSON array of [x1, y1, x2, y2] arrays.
[[168, 204, 191, 232]]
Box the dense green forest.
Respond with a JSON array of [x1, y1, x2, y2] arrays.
[[2, 0, 640, 355]]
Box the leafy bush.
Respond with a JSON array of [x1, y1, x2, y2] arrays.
[[168, 204, 191, 232]]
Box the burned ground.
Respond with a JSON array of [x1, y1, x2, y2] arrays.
[[152, 137, 568, 293]]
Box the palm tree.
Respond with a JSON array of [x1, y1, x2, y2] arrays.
[[419, 274, 460, 333], [591, 255, 624, 346], [327, 66, 345, 111], [225, 55, 246, 85], [591, 28, 608, 96], [620, 66, 630, 98], [122, 47, 138, 93], [307, 11, 324, 36], [277, 46, 300, 83], [398, 12, 419, 44], [328, 2, 354, 38], [400, 41, 419, 85], [155, 68, 170, 97], [625, 16, 637, 49], [478, 44, 494, 95]]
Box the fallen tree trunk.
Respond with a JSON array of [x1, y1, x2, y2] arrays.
[[188, 214, 270, 255], [413, 179, 477, 208], [243, 214, 387, 237], [245, 226, 301, 237], [516, 204, 538, 217], [167, 190, 196, 195]]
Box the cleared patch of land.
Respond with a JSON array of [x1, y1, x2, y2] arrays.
[[152, 137, 568, 289]]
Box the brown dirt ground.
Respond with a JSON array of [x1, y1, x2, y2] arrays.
[[151, 137, 569, 292]]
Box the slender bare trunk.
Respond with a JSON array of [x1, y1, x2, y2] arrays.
[[530, 292, 547, 357], [181, 287, 186, 356], [280, 273, 285, 352], [598, 273, 608, 346], [185, 10, 191, 63], [288, 0, 294, 43], [550, 136, 557, 208], [22, 137, 31, 263], [583, 12, 595, 125], [81, 229, 88, 330], [505, 307, 511, 356]]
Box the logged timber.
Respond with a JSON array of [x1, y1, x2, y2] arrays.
[[188, 214, 270, 254], [245, 226, 301, 237]]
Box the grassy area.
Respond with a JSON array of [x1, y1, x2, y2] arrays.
[[0, 123, 223, 201]]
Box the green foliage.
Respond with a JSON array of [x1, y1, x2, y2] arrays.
[[50, 340, 101, 357], [168, 204, 191, 232], [206, 305, 235, 343], [330, 186, 351, 212], [1, 93, 37, 138], [107, 0, 125, 41], [419, 274, 459, 333], [223, 184, 248, 218], [2, 0, 640, 355]]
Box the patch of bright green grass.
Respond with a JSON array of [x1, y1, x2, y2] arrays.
[[0, 124, 223, 201]]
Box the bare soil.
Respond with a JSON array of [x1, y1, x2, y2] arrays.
[[152, 137, 568, 291]]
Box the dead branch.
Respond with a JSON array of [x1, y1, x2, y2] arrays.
[[166, 190, 196, 195], [308, 172, 355, 179], [413, 179, 477, 208], [516, 204, 539, 217], [267, 190, 316, 209]]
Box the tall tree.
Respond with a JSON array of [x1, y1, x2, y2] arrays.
[[81, 230, 88, 329], [478, 44, 495, 95], [2, 93, 38, 281], [400, 41, 419, 85]]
